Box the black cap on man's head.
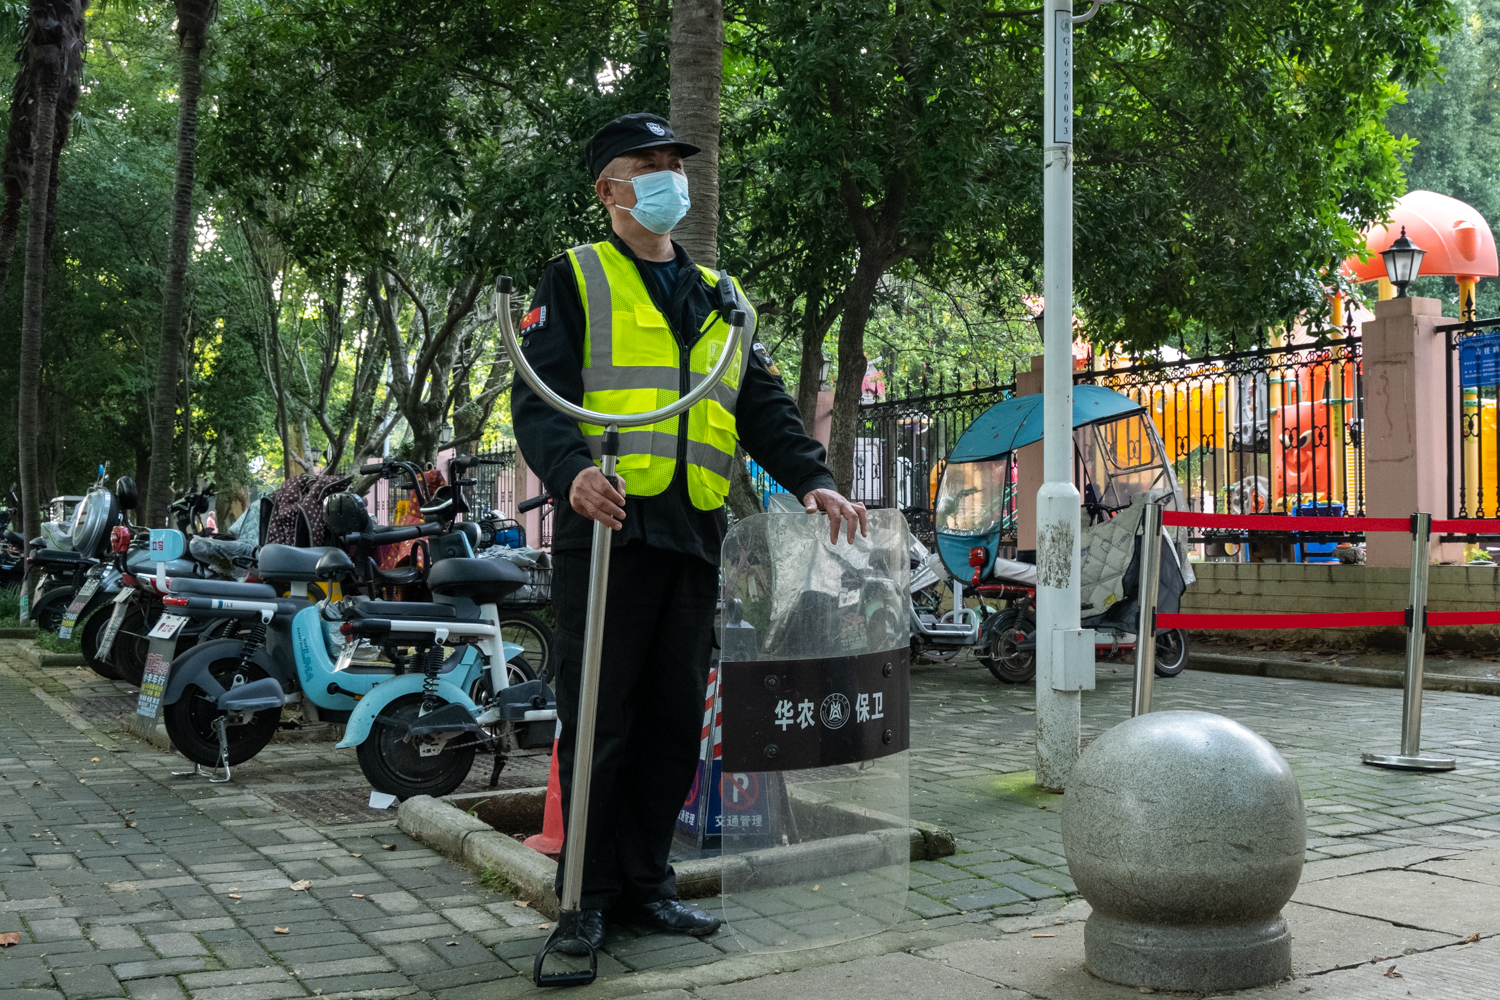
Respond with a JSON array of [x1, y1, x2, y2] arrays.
[[585, 113, 700, 180]]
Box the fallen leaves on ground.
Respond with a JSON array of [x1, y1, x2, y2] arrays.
[[289, 880, 312, 891], [349, 853, 362, 858], [513, 900, 530, 908], [381, 844, 396, 851], [273, 926, 290, 935], [351, 894, 365, 899], [1383, 965, 1402, 978], [0, 932, 21, 947], [228, 894, 242, 900], [446, 941, 458, 947], [1467, 932, 1481, 943]]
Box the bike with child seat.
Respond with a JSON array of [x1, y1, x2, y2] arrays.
[[157, 468, 556, 795]]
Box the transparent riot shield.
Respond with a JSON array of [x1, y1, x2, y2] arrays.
[[717, 509, 910, 952]]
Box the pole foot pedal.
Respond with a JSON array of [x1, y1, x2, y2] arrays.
[[533, 910, 597, 987]]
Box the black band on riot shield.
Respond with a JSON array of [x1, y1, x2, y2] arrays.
[[720, 647, 909, 771]]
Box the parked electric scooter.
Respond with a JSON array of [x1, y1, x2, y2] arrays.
[[158, 489, 556, 795]]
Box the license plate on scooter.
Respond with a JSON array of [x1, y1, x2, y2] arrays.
[[57, 576, 102, 640], [148, 613, 188, 640], [96, 590, 134, 659]]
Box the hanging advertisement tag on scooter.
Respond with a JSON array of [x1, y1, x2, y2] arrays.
[[130, 638, 177, 739], [58, 576, 102, 640], [148, 613, 188, 640], [95, 589, 134, 660]]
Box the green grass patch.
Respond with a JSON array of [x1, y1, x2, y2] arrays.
[[478, 866, 521, 896], [988, 770, 1063, 804], [0, 584, 19, 621], [34, 630, 81, 655]]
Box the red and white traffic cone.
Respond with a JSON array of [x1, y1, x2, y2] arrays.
[[524, 738, 565, 857]]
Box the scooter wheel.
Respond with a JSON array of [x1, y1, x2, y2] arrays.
[[163, 657, 282, 767], [357, 693, 477, 800], [78, 603, 120, 680], [979, 610, 1036, 684], [1154, 629, 1190, 677]]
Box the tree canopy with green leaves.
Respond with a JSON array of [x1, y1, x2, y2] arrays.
[[0, 0, 1466, 510]]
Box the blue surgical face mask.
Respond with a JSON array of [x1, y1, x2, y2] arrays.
[[609, 169, 691, 234]]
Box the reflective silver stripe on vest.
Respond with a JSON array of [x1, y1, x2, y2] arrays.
[[583, 366, 679, 394], [687, 438, 735, 479], [583, 429, 678, 463], [573, 245, 612, 368]]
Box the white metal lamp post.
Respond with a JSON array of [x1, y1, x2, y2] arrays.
[[1380, 227, 1426, 298], [1036, 0, 1112, 790]]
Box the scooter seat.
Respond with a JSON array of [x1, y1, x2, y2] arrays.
[[125, 549, 200, 578], [169, 577, 278, 600], [348, 600, 479, 621], [427, 557, 527, 605], [30, 548, 87, 566], [5, 529, 23, 547], [258, 544, 342, 583]]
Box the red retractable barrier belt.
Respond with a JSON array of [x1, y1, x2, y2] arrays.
[[1433, 519, 1500, 535], [1161, 511, 1412, 533], [1427, 610, 1500, 626], [1157, 611, 1407, 630]]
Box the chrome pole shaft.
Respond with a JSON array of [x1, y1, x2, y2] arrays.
[[558, 426, 618, 913], [1400, 511, 1432, 757], [1361, 511, 1453, 771], [1131, 500, 1162, 717]]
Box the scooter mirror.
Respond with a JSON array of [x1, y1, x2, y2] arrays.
[[115, 477, 138, 511]]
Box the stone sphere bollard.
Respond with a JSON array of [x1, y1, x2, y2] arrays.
[[1062, 710, 1305, 993]]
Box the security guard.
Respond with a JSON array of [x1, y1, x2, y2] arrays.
[[511, 112, 867, 951]]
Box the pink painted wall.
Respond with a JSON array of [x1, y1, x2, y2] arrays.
[[1015, 355, 1046, 550], [1359, 296, 1462, 566]]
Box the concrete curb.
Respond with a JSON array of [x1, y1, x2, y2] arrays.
[[0, 628, 37, 639], [21, 642, 85, 667], [396, 789, 959, 921], [1189, 651, 1500, 696]]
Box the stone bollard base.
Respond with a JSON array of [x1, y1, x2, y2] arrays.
[[1084, 911, 1291, 993]]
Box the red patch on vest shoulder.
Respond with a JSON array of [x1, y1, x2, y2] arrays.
[[520, 305, 547, 335]]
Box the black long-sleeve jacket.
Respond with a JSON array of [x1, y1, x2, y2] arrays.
[[510, 235, 836, 566]]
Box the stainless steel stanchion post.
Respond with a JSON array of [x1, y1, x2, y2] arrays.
[[1131, 500, 1162, 718], [492, 275, 747, 986], [1361, 511, 1454, 771]]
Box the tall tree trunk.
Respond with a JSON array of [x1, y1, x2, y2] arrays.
[[0, 61, 39, 305], [145, 0, 215, 525], [669, 0, 722, 267], [15, 33, 61, 552], [826, 257, 886, 497]]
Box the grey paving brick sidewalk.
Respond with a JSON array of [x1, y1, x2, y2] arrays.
[[4, 638, 1500, 998]]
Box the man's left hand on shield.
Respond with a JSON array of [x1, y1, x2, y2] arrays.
[[802, 488, 868, 545]]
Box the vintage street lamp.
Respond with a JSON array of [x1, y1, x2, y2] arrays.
[[1380, 226, 1427, 298]]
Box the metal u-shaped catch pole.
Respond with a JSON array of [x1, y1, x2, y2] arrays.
[[491, 276, 747, 987], [1361, 511, 1454, 771], [1131, 500, 1162, 717]]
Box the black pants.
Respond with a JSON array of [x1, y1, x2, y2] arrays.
[[551, 543, 716, 910]]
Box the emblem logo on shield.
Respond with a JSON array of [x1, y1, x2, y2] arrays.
[[820, 693, 851, 729]]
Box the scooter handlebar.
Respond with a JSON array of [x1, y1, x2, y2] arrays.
[[496, 276, 746, 429], [341, 520, 444, 547], [359, 463, 384, 475], [517, 492, 553, 514]]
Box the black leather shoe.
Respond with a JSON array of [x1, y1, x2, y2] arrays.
[[554, 908, 606, 955], [631, 898, 722, 936]]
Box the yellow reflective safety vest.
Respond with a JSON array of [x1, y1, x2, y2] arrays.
[[567, 241, 756, 510]]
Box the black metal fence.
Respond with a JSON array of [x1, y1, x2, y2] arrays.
[[1076, 338, 1366, 537], [472, 447, 553, 547], [1444, 315, 1500, 522]]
